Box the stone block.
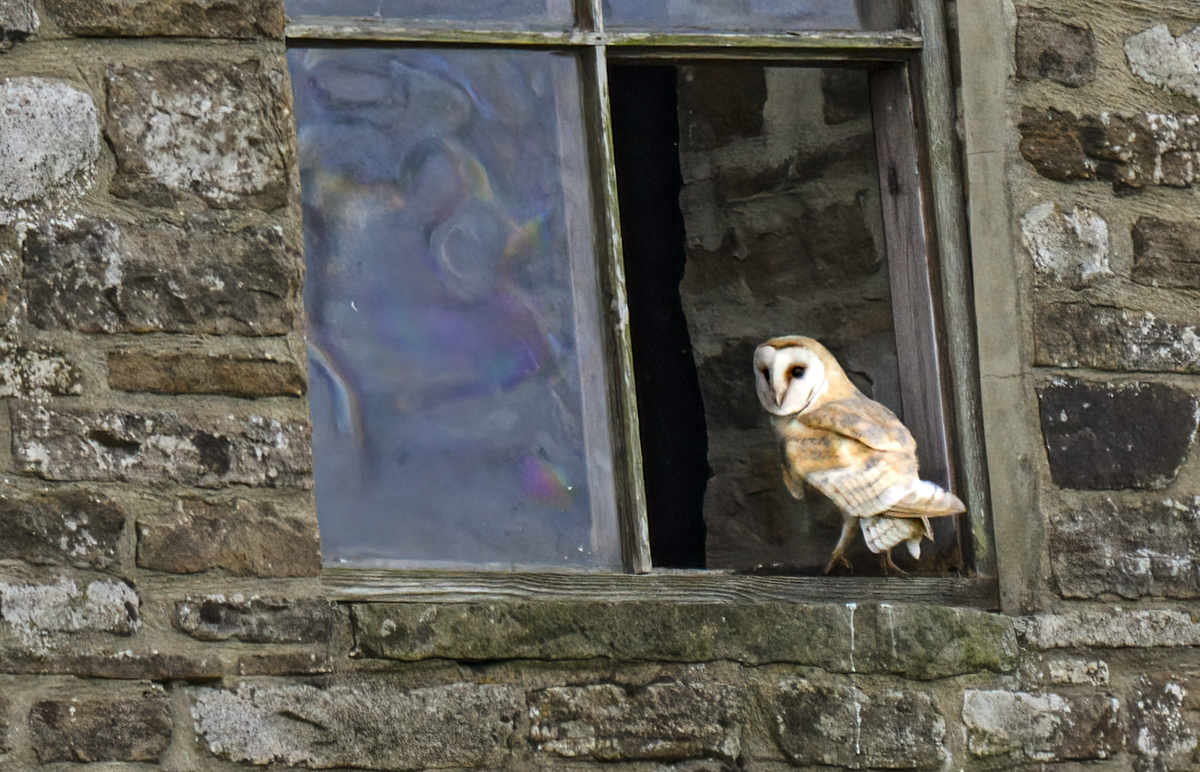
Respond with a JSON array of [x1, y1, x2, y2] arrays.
[[175, 597, 334, 643], [1020, 609, 1200, 649], [0, 345, 81, 398], [1019, 108, 1200, 190], [45, 0, 283, 38], [1021, 202, 1111, 288], [822, 68, 870, 125], [1131, 678, 1197, 771], [1052, 499, 1200, 598], [24, 217, 300, 335], [0, 78, 98, 210], [0, 576, 139, 650], [30, 694, 171, 763], [108, 350, 305, 397], [848, 603, 1018, 680], [1126, 24, 1200, 103], [1046, 659, 1110, 686], [1016, 7, 1095, 87], [235, 651, 332, 676], [12, 405, 313, 489], [137, 499, 319, 576], [963, 690, 1121, 761], [0, 490, 124, 570], [352, 601, 854, 670], [48, 651, 222, 680], [773, 678, 946, 769], [529, 682, 738, 761], [0, 0, 36, 47], [105, 59, 291, 210], [352, 601, 1014, 677], [1034, 304, 1200, 373], [191, 680, 520, 769], [1133, 216, 1200, 289], [1037, 380, 1198, 489], [677, 65, 766, 150]]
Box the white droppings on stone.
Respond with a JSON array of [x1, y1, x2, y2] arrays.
[[0, 78, 98, 216], [1126, 25, 1200, 103], [846, 602, 856, 672], [1021, 202, 1112, 289]]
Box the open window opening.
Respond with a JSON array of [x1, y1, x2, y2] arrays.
[[611, 62, 963, 576], [285, 0, 996, 599]]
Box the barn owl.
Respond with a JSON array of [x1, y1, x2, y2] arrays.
[[754, 335, 964, 576]]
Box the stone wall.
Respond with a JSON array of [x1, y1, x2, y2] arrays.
[[0, 0, 1194, 770]]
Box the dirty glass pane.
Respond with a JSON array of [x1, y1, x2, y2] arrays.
[[289, 47, 619, 570], [284, 0, 574, 30], [601, 0, 868, 32]]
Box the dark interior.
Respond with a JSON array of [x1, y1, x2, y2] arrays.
[[609, 64, 710, 569]]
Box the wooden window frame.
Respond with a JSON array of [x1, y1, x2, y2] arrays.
[[287, 0, 999, 608]]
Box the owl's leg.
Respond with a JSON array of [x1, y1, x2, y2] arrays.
[[880, 549, 910, 578], [822, 518, 857, 575]]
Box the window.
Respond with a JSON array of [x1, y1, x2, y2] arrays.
[[286, 0, 997, 605]]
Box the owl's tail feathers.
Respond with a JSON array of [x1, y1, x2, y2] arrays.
[[860, 515, 926, 555], [890, 479, 966, 518]]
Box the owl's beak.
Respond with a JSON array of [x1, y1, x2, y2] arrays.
[[773, 380, 788, 408]]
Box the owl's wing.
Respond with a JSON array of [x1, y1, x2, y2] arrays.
[[885, 480, 966, 518], [780, 454, 807, 501], [799, 398, 915, 454], [802, 454, 912, 518]]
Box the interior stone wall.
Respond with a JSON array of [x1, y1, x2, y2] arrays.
[[0, 0, 1194, 770]]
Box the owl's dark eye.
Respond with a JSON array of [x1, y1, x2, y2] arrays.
[[790, 365, 806, 379], [760, 369, 770, 381]]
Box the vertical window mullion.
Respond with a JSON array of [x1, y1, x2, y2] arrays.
[[577, 0, 602, 32], [911, 0, 998, 580], [581, 42, 653, 573]]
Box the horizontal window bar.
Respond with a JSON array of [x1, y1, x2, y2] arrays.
[[286, 16, 598, 43], [286, 16, 922, 53]]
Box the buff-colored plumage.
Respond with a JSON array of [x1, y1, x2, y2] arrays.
[[754, 335, 965, 575]]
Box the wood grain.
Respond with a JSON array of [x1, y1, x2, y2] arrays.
[[912, 0, 997, 579], [322, 567, 999, 608], [285, 16, 921, 54], [869, 66, 951, 491], [869, 64, 961, 573], [581, 45, 653, 573]]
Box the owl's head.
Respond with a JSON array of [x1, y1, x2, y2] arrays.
[[754, 336, 851, 417]]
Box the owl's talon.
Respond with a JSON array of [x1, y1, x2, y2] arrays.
[[822, 552, 853, 575]]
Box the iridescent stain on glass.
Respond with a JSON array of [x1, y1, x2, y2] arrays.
[[602, 0, 863, 32], [284, 0, 574, 29], [289, 48, 618, 569]]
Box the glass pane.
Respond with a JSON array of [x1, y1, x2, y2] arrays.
[[612, 63, 958, 576], [289, 47, 619, 570], [284, 0, 574, 30], [602, 0, 877, 32]]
